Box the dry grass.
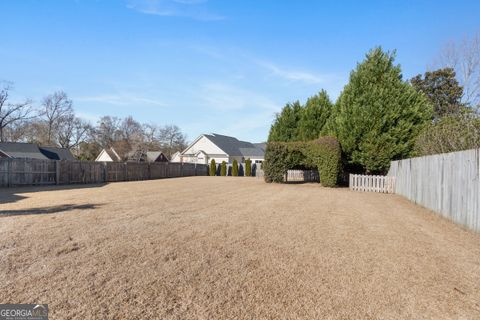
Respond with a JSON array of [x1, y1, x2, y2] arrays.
[[1, 177, 480, 319]]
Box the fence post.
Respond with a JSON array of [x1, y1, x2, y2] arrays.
[[55, 160, 60, 185], [6, 158, 11, 188]]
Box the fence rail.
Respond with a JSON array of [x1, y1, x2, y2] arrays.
[[0, 159, 208, 188], [388, 148, 480, 233], [349, 174, 395, 193]]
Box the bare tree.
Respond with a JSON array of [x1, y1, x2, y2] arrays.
[[95, 116, 122, 148], [0, 83, 33, 142], [158, 124, 187, 157], [57, 114, 93, 149], [436, 33, 480, 108], [41, 91, 74, 145]]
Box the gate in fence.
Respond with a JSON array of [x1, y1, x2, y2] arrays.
[[349, 174, 395, 193]]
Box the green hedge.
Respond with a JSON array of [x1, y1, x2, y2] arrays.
[[232, 159, 239, 176], [220, 161, 227, 176], [263, 136, 341, 187], [209, 159, 216, 176], [245, 159, 252, 177]]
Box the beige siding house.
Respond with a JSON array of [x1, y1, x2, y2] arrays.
[[173, 133, 265, 164]]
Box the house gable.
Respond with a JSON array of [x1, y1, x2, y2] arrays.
[[182, 135, 228, 156]]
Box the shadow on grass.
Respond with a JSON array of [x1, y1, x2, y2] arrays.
[[0, 183, 108, 204], [0, 203, 103, 217]]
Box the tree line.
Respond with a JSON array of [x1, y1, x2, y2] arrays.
[[0, 86, 187, 160], [268, 33, 480, 174]]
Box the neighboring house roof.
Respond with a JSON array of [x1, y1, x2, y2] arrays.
[[39, 146, 76, 160], [253, 142, 267, 152], [106, 148, 121, 161], [0, 142, 49, 160], [126, 150, 168, 162], [203, 133, 265, 158], [96, 147, 122, 162], [146, 151, 168, 162]]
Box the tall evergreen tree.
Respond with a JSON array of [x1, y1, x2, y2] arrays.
[[268, 101, 302, 142], [410, 68, 464, 119], [331, 47, 432, 174], [298, 90, 332, 141]]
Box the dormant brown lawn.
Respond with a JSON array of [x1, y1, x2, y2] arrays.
[[1, 177, 479, 319]]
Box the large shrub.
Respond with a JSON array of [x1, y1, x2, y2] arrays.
[[263, 137, 341, 187], [245, 159, 252, 177], [209, 159, 216, 176], [220, 161, 227, 176], [232, 159, 239, 176], [304, 137, 341, 187], [415, 113, 480, 156], [263, 142, 290, 183]]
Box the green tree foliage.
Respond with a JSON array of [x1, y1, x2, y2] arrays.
[[298, 90, 333, 141], [209, 159, 216, 176], [329, 47, 432, 174], [411, 68, 465, 119], [232, 159, 239, 176], [220, 161, 227, 176], [263, 137, 341, 187], [415, 113, 480, 156], [245, 158, 252, 176], [268, 101, 302, 142], [263, 143, 290, 183]]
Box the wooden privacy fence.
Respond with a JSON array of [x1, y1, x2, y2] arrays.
[[349, 174, 395, 193], [0, 158, 208, 187], [388, 148, 480, 233], [286, 170, 319, 183]]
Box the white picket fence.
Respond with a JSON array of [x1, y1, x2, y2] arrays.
[[349, 174, 395, 193]]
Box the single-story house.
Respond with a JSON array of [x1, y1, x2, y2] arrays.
[[95, 147, 169, 163], [171, 151, 181, 163], [173, 133, 265, 164], [126, 150, 169, 163], [95, 148, 122, 162], [0, 142, 75, 160], [39, 146, 76, 160]]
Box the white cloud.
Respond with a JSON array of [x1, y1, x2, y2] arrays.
[[199, 83, 280, 112], [256, 60, 328, 84], [126, 0, 225, 21], [76, 94, 167, 107], [76, 111, 101, 123]]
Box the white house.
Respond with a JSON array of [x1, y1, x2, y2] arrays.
[[95, 148, 121, 162], [172, 133, 265, 164]]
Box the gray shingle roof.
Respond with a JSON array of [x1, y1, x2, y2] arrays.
[[0, 142, 49, 160], [204, 133, 265, 158], [39, 146, 76, 160], [0, 143, 76, 160]]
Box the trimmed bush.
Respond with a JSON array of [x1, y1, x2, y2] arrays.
[[245, 159, 252, 177], [304, 137, 341, 187], [263, 142, 289, 183], [220, 161, 227, 176], [232, 159, 239, 176], [263, 136, 341, 187], [209, 159, 216, 176]]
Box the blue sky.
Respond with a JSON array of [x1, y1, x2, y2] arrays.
[[1, 0, 479, 142]]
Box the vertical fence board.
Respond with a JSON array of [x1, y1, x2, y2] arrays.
[[388, 148, 480, 233], [0, 159, 209, 188]]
